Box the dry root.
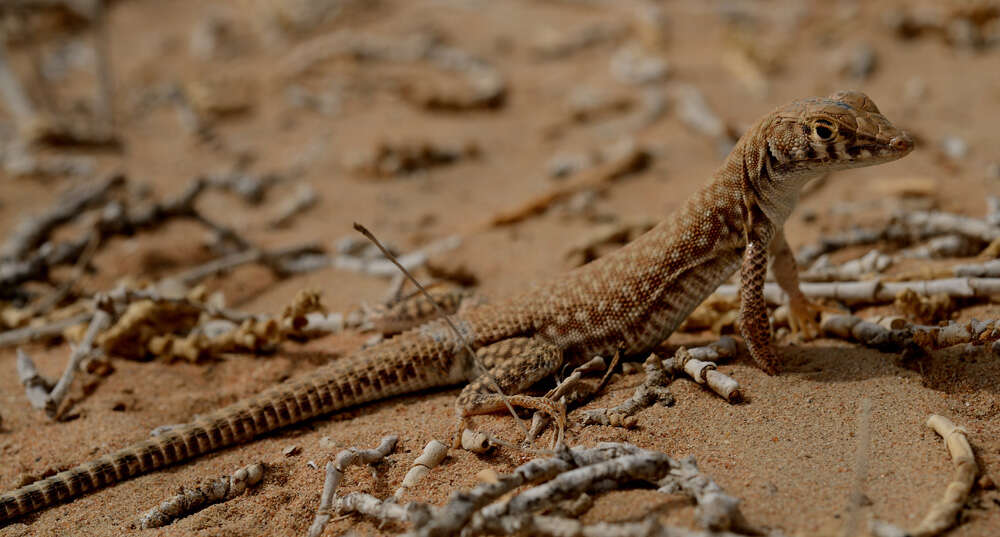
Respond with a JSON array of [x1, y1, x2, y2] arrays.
[[138, 462, 264, 529], [796, 207, 1000, 267], [580, 338, 740, 429], [893, 288, 954, 325], [393, 440, 449, 502], [96, 288, 326, 362], [16, 307, 111, 419], [715, 278, 1000, 306], [346, 139, 480, 179], [870, 415, 977, 537], [282, 31, 505, 111], [819, 312, 1000, 355], [335, 442, 756, 537], [308, 435, 399, 537], [485, 140, 650, 228], [579, 353, 672, 428]]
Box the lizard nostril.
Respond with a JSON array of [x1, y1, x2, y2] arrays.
[[890, 134, 913, 152]]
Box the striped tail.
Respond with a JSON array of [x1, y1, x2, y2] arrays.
[[0, 324, 468, 523]]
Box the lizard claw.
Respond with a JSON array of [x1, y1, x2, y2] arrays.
[[787, 296, 838, 340]]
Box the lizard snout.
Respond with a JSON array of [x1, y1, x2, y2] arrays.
[[889, 133, 914, 153]]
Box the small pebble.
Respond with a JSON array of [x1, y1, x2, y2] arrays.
[[978, 474, 995, 490], [986, 162, 1000, 181], [476, 468, 500, 484], [939, 135, 968, 160], [283, 445, 301, 457], [903, 77, 927, 105], [610, 45, 670, 85], [845, 43, 877, 80]]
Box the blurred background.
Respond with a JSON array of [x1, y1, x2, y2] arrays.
[[1, 0, 998, 308], [1, 2, 999, 535]]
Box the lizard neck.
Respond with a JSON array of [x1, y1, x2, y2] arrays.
[[717, 118, 822, 234]]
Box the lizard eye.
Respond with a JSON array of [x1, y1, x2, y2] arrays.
[[813, 120, 836, 141]]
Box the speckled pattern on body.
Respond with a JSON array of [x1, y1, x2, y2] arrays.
[[0, 91, 913, 524]]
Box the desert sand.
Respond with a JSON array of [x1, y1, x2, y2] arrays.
[[0, 1, 998, 536]]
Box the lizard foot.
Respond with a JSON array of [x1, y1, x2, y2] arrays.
[[452, 395, 567, 451], [787, 296, 838, 340]]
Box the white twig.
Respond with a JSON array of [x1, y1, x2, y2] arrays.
[[22, 307, 111, 418], [797, 207, 1000, 266], [870, 415, 978, 537], [668, 339, 741, 403], [269, 183, 318, 228], [658, 455, 754, 533], [0, 312, 94, 348], [410, 443, 752, 537], [527, 356, 608, 441], [0, 42, 39, 133], [818, 313, 1000, 355], [579, 354, 672, 428], [16, 348, 55, 410], [138, 462, 264, 529], [393, 440, 448, 502], [308, 435, 399, 537], [715, 278, 1000, 305], [580, 337, 740, 428]]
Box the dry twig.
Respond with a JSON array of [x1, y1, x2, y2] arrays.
[[579, 353, 671, 428], [870, 415, 978, 537], [268, 183, 318, 228], [485, 140, 650, 228], [797, 208, 1000, 267], [393, 440, 448, 502], [308, 435, 398, 537], [283, 31, 505, 111], [715, 278, 1000, 306], [138, 462, 264, 529], [336, 442, 755, 537], [16, 305, 109, 418]]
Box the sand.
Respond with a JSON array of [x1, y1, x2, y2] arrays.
[[1, 0, 999, 535]]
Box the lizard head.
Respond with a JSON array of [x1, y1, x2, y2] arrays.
[[763, 90, 913, 176]]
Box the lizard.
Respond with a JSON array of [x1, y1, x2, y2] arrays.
[[0, 90, 913, 524]]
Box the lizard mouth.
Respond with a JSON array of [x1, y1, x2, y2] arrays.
[[815, 136, 914, 165]]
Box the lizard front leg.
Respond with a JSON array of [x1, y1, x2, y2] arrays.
[[454, 337, 566, 446], [739, 237, 781, 375], [769, 230, 829, 339]]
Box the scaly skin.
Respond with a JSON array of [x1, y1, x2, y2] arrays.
[[0, 90, 913, 524]]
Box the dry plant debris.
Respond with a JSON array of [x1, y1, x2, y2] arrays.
[[796, 206, 1000, 267], [714, 277, 1000, 306], [579, 353, 673, 428], [486, 139, 650, 228], [335, 442, 757, 537], [393, 440, 448, 502], [870, 415, 978, 537], [0, 173, 256, 294], [282, 31, 505, 111], [529, 21, 628, 60], [817, 313, 1000, 356], [884, 3, 1000, 50], [893, 288, 954, 325], [16, 306, 110, 419], [308, 435, 399, 537], [138, 462, 264, 529], [581, 337, 740, 429], [95, 288, 326, 362], [346, 139, 480, 179]]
